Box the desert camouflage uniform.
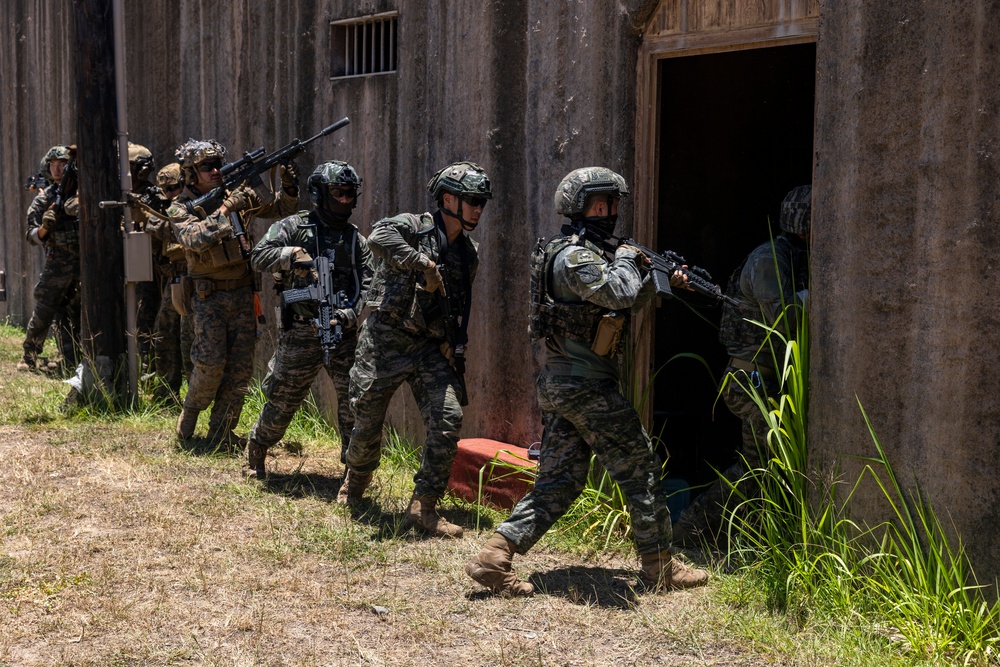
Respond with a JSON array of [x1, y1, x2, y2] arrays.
[[494, 235, 677, 556], [346, 210, 477, 498], [168, 185, 297, 438], [675, 232, 809, 537], [143, 197, 194, 398], [22, 185, 81, 370], [248, 210, 373, 451]]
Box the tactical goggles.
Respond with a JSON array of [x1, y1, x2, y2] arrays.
[[328, 186, 358, 199], [460, 194, 488, 208], [163, 184, 183, 194], [196, 159, 223, 173]]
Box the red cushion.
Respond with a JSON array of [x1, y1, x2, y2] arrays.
[[448, 438, 537, 510]]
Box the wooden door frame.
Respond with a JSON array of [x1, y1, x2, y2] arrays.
[[631, 3, 818, 423]]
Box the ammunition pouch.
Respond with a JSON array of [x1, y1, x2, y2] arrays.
[[187, 236, 245, 272], [590, 311, 626, 358], [170, 276, 193, 316]]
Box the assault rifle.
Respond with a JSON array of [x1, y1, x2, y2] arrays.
[[24, 173, 48, 191], [99, 187, 172, 225], [279, 253, 349, 366], [436, 275, 469, 407], [185, 117, 351, 259], [617, 237, 738, 306]]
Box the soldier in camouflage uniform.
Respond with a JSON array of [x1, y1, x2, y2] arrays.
[[168, 139, 299, 444], [466, 167, 708, 596], [244, 161, 374, 478], [672, 185, 811, 545], [337, 161, 491, 539], [18, 145, 81, 375], [125, 143, 164, 369], [145, 162, 193, 404]]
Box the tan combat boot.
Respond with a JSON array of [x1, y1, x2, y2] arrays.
[[245, 440, 267, 479], [639, 549, 709, 591], [16, 353, 37, 373], [404, 494, 463, 538], [336, 467, 373, 506], [176, 408, 199, 440], [465, 532, 534, 597]]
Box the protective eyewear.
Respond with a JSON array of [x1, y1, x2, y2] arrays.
[[328, 186, 357, 199], [196, 159, 223, 173], [460, 195, 488, 208], [163, 184, 183, 194]]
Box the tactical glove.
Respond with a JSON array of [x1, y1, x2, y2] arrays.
[[280, 162, 299, 191], [331, 308, 357, 330], [41, 207, 57, 232], [616, 244, 650, 268], [290, 248, 316, 280], [419, 261, 446, 296], [222, 186, 253, 214]]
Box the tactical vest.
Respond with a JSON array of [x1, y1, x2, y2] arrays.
[[528, 235, 608, 344], [717, 256, 761, 357], [281, 217, 362, 311]]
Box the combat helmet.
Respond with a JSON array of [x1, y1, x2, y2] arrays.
[[307, 160, 362, 221], [39, 145, 73, 183], [426, 161, 493, 203], [128, 142, 155, 186], [779, 185, 812, 235], [157, 162, 183, 188], [554, 167, 629, 219], [175, 138, 227, 185]]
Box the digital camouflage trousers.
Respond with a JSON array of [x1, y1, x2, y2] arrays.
[[497, 374, 673, 556], [23, 248, 80, 368], [184, 284, 256, 435], [346, 313, 463, 499], [249, 325, 357, 451]]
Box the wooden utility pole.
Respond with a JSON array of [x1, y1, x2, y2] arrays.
[[73, 0, 126, 401]]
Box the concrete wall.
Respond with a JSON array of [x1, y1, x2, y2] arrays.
[[811, 0, 1000, 580], [0, 0, 654, 448]]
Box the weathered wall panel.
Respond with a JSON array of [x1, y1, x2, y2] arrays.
[[1, 0, 652, 449], [812, 0, 1000, 581]]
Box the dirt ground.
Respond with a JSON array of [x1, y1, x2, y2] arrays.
[[0, 411, 766, 666]]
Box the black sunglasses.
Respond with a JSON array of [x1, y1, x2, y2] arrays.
[[461, 195, 488, 208]]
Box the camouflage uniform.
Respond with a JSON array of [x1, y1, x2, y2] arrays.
[[346, 210, 477, 497], [495, 233, 673, 555], [675, 185, 811, 540], [248, 208, 373, 455], [143, 169, 193, 400], [168, 149, 298, 441], [21, 153, 81, 372]]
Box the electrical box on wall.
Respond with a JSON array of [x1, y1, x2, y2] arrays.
[[123, 231, 153, 283]]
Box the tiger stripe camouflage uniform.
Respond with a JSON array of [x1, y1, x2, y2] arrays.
[[347, 211, 476, 496], [168, 140, 298, 443], [466, 167, 707, 597], [20, 148, 81, 374], [247, 208, 373, 464], [674, 185, 810, 543]]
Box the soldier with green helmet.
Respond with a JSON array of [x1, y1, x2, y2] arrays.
[[337, 161, 491, 539], [465, 166, 708, 596], [168, 138, 299, 445], [672, 185, 811, 546], [18, 144, 81, 375], [243, 160, 374, 478]]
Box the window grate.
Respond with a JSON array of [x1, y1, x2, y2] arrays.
[[330, 12, 398, 79]]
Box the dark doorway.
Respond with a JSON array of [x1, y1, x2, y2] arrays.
[[653, 43, 815, 493]]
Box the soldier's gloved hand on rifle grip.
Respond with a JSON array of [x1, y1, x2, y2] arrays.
[[41, 207, 57, 233], [417, 258, 446, 296], [331, 308, 357, 331], [290, 248, 316, 280], [280, 162, 299, 193], [221, 185, 252, 215], [616, 244, 651, 269]]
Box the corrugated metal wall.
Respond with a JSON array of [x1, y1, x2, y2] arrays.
[[0, 0, 654, 447]]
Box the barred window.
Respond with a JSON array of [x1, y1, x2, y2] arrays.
[[330, 12, 398, 79]]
